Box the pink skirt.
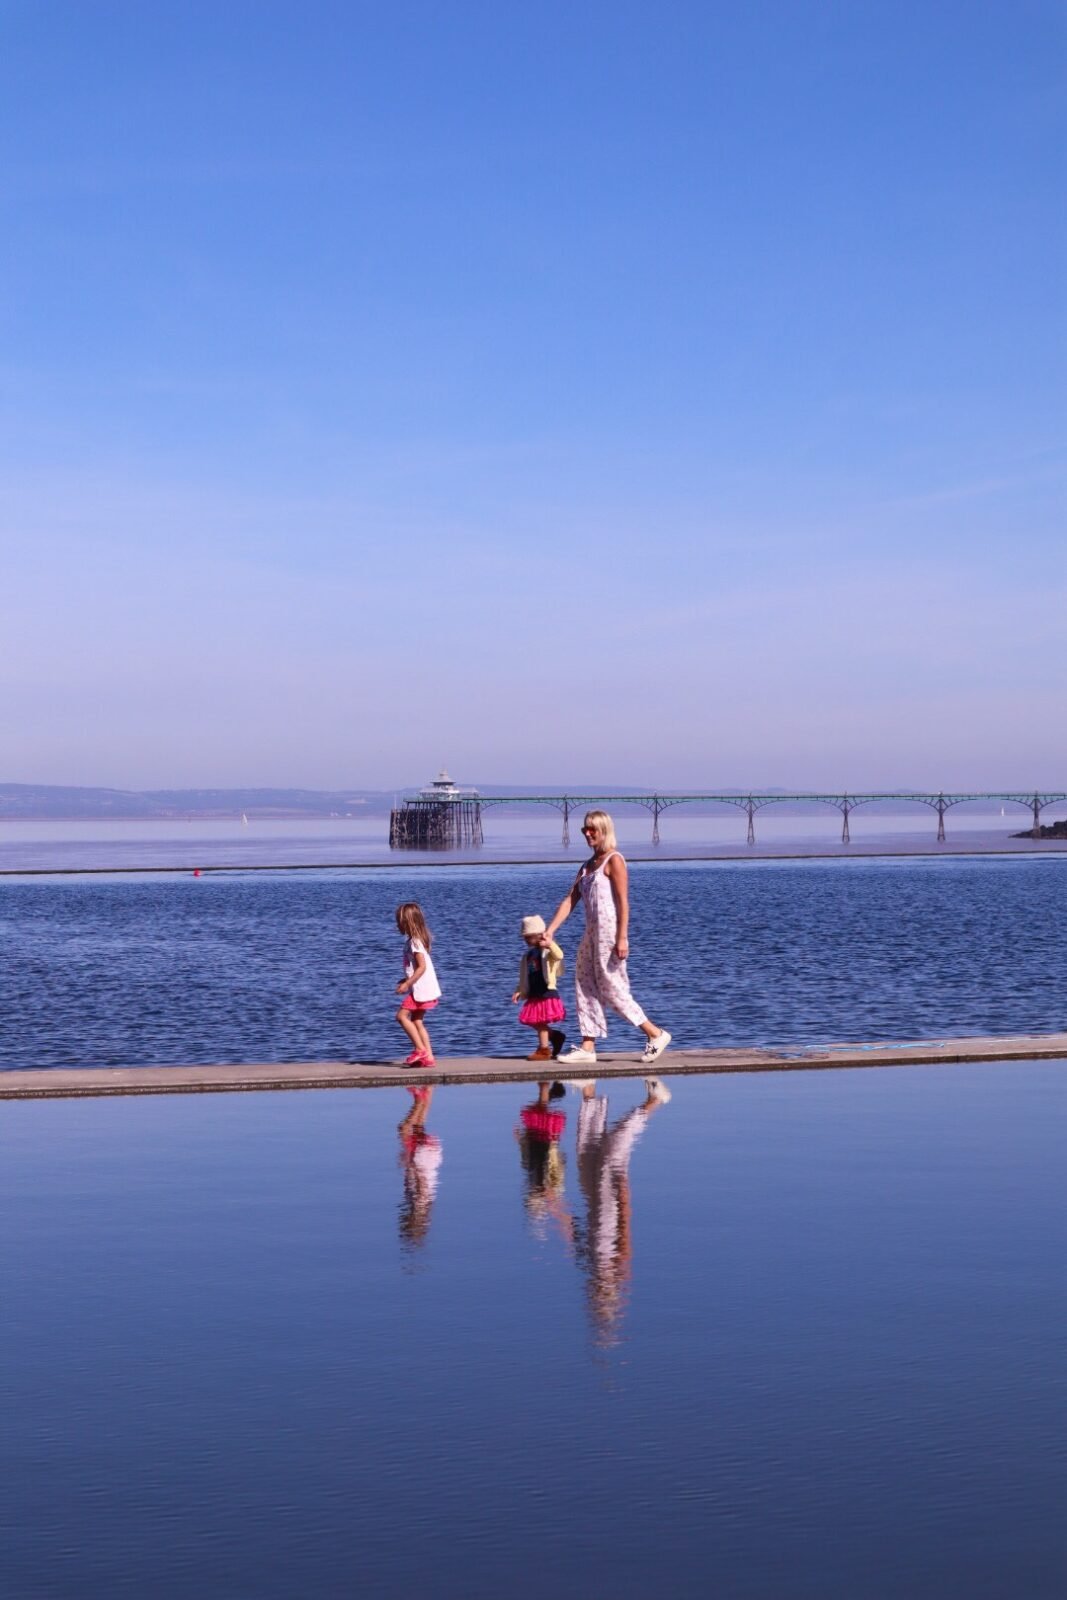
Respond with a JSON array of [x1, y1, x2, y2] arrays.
[[519, 996, 566, 1027], [401, 994, 439, 1013], [521, 1105, 566, 1143]]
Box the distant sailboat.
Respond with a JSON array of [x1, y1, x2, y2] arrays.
[[241, 813, 249, 826]]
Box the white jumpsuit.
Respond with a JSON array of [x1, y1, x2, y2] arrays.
[[574, 852, 648, 1040]]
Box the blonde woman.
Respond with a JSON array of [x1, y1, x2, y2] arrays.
[[543, 810, 671, 1066]]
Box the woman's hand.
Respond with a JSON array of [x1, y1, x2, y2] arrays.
[[614, 935, 629, 961]]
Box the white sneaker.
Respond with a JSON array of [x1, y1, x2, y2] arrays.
[[558, 1046, 597, 1065], [641, 1029, 671, 1064], [645, 1077, 672, 1104]]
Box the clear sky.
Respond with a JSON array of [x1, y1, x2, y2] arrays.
[[2, 0, 1064, 791]]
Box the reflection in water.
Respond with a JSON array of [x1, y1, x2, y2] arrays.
[[391, 1075, 671, 1333], [397, 1087, 442, 1252], [4, 1066, 1061, 1596], [573, 1079, 671, 1347], [512, 1076, 673, 1346], [516, 1081, 572, 1242]]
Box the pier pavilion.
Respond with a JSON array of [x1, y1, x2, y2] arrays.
[[389, 770, 484, 849]]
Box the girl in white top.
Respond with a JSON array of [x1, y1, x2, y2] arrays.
[[543, 810, 670, 1066], [395, 901, 442, 1067]]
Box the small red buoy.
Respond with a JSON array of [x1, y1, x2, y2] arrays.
[[193, 869, 201, 877]]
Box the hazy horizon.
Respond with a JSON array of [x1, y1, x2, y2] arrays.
[[3, 775, 1063, 800]]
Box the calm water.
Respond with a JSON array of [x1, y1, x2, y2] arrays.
[[1, 1063, 1064, 1598], [1, 854, 1065, 1069], [2, 809, 1065, 873]]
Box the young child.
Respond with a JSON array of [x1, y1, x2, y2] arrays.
[[395, 901, 442, 1067], [512, 914, 566, 1061]]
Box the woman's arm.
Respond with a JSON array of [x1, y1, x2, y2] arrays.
[[543, 881, 581, 942], [605, 853, 630, 959]]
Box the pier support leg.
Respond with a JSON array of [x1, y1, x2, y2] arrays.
[[652, 798, 661, 846], [746, 798, 756, 847], [937, 796, 946, 843], [562, 798, 570, 848], [1032, 795, 1041, 840], [841, 800, 851, 845]]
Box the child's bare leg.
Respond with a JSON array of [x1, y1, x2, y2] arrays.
[[412, 1015, 433, 1059], [537, 1025, 550, 1050], [396, 1008, 422, 1052]]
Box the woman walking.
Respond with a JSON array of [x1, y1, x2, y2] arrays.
[[543, 810, 670, 1067]]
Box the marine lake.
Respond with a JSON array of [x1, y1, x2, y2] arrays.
[[1, 843, 1064, 1596]]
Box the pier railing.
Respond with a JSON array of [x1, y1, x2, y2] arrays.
[[388, 789, 1066, 849], [471, 791, 1067, 846]]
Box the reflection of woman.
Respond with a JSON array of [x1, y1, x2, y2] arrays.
[[573, 1079, 670, 1346], [397, 1087, 442, 1251], [544, 810, 670, 1067]]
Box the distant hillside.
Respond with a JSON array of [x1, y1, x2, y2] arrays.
[[0, 785, 391, 819]]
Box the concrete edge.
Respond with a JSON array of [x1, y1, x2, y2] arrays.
[[2, 1036, 1065, 1100]]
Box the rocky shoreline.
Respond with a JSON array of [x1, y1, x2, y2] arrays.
[[1014, 819, 1067, 839]]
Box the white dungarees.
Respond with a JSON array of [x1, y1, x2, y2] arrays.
[[574, 852, 648, 1041]]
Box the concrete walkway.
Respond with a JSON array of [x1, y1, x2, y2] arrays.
[[1, 1033, 1064, 1100]]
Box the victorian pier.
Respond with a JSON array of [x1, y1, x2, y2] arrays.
[[389, 776, 1067, 849]]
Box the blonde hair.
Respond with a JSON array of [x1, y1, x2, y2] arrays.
[[582, 810, 617, 849], [395, 901, 432, 948]]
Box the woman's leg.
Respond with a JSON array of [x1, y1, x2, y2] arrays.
[[597, 955, 669, 1055], [597, 943, 649, 1030], [574, 938, 606, 1048], [613, 997, 667, 1047]]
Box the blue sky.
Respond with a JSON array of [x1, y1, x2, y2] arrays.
[[2, 0, 1063, 789]]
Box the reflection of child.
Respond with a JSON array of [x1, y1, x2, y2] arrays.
[[512, 914, 566, 1061], [516, 1081, 569, 1236], [394, 902, 442, 1067], [398, 1087, 442, 1250]]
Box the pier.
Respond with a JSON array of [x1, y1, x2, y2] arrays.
[[387, 776, 1067, 851], [2, 1032, 1064, 1100], [389, 770, 484, 849]]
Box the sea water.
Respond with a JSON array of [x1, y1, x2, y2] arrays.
[[0, 854, 1063, 1068], [1, 854, 1064, 1597]]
